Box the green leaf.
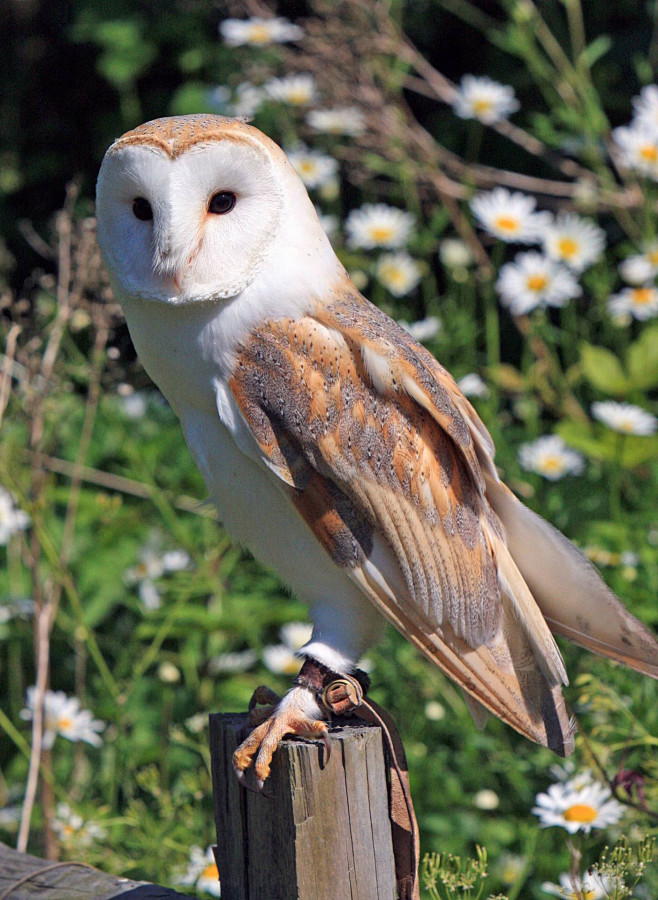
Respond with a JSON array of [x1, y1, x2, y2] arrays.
[[557, 420, 658, 468], [579, 35, 612, 69], [627, 323, 658, 390], [579, 342, 630, 395], [168, 83, 216, 117]]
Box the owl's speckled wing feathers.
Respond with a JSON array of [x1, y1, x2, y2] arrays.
[[230, 278, 575, 754]]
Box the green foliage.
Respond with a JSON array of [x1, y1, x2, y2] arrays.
[[422, 846, 502, 900], [2, 1, 658, 898], [593, 836, 656, 899]]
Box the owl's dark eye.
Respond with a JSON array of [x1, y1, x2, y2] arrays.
[[132, 197, 153, 221], [208, 191, 236, 215]]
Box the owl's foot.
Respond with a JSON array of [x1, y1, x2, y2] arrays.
[[233, 685, 331, 791]]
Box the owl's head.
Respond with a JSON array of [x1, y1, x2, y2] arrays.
[[96, 115, 336, 306]]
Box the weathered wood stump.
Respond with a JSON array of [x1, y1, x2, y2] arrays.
[[0, 840, 190, 899], [210, 712, 398, 900]]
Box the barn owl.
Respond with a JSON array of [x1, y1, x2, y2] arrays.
[[96, 115, 658, 788]]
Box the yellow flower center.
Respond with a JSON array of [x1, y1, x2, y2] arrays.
[[57, 716, 73, 731], [299, 160, 317, 174], [282, 658, 302, 675], [567, 892, 596, 900], [472, 98, 493, 115], [640, 143, 658, 162], [540, 456, 564, 473], [62, 824, 76, 838], [526, 274, 548, 292], [380, 265, 406, 288], [246, 24, 272, 44], [201, 862, 219, 881], [493, 215, 520, 233], [557, 237, 579, 258], [631, 287, 654, 305], [369, 225, 396, 243], [563, 803, 598, 823], [287, 89, 310, 105], [648, 250, 658, 264]]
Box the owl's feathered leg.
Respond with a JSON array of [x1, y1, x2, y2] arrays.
[[233, 665, 331, 790]]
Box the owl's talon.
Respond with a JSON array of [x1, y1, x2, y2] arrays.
[[233, 687, 329, 787]]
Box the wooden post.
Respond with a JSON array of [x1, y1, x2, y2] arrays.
[[210, 713, 398, 900]]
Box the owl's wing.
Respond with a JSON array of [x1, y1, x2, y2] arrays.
[[227, 284, 584, 754]]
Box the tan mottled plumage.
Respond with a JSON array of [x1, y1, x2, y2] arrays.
[[96, 115, 658, 781]]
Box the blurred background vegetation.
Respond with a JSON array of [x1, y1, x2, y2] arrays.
[[1, 1, 658, 897]]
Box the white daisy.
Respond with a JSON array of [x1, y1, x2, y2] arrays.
[[20, 688, 105, 749], [125, 549, 164, 583], [209, 648, 258, 674], [262, 644, 302, 675], [632, 83, 658, 132], [548, 763, 594, 789], [121, 393, 148, 418], [541, 213, 605, 272], [280, 621, 313, 650], [497, 854, 526, 886], [264, 74, 316, 106], [185, 712, 208, 734], [162, 549, 191, 571], [175, 846, 221, 897], [0, 805, 21, 830], [470, 188, 550, 243], [452, 75, 520, 124], [219, 16, 302, 46], [0, 598, 34, 624], [424, 700, 446, 721], [0, 488, 30, 545], [158, 662, 181, 683], [346, 204, 414, 250], [591, 401, 658, 436], [541, 871, 613, 899], [117, 385, 147, 419], [608, 285, 658, 321], [532, 779, 625, 833], [307, 107, 365, 136], [518, 435, 584, 480], [439, 238, 474, 269], [400, 316, 442, 342], [138, 579, 161, 611], [375, 252, 422, 296], [496, 252, 582, 314], [52, 803, 106, 847], [619, 243, 658, 284], [612, 124, 658, 180], [229, 82, 265, 118], [316, 210, 339, 238], [473, 789, 499, 810], [206, 85, 231, 112], [125, 546, 189, 585], [457, 373, 488, 398], [286, 146, 338, 188]]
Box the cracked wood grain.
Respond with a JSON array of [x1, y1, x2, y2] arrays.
[[211, 713, 397, 900]]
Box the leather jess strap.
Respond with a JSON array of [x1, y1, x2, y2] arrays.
[[295, 660, 420, 900]]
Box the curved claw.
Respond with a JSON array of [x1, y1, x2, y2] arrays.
[[233, 765, 261, 794], [234, 764, 273, 798], [233, 687, 330, 790]]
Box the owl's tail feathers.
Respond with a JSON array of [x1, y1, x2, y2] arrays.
[[353, 567, 576, 757], [486, 477, 658, 679]]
